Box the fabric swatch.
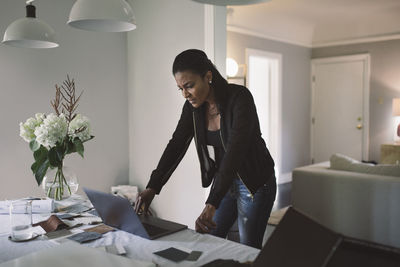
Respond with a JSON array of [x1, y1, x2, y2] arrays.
[[33, 215, 68, 233], [84, 224, 115, 234], [45, 229, 72, 239], [153, 247, 190, 262], [67, 231, 102, 243], [186, 250, 203, 261]]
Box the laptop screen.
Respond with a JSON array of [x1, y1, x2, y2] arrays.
[[83, 187, 150, 239]]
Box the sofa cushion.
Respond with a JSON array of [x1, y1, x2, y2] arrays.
[[330, 153, 400, 177]]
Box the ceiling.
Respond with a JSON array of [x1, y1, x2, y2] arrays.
[[227, 0, 400, 47]]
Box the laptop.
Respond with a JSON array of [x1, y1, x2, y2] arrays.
[[252, 207, 400, 267], [252, 207, 341, 267], [83, 187, 187, 240]]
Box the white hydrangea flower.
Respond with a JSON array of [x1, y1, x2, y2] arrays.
[[68, 114, 91, 142], [35, 113, 46, 122], [19, 113, 45, 142], [34, 113, 68, 148]]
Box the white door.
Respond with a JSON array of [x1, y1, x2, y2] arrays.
[[311, 54, 370, 163], [246, 49, 282, 182]]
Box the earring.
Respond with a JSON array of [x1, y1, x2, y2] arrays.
[[209, 80, 212, 84]]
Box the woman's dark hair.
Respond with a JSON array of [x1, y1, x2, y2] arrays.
[[172, 49, 228, 90]]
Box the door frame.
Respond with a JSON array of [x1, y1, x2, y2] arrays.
[[245, 48, 283, 182], [311, 54, 370, 162]]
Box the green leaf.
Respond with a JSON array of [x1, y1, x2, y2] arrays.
[[73, 138, 84, 158], [56, 145, 65, 160], [31, 145, 51, 185], [34, 159, 49, 186], [82, 135, 95, 143], [29, 140, 40, 152], [49, 147, 63, 168], [33, 146, 48, 162], [65, 139, 76, 154], [31, 161, 39, 174]]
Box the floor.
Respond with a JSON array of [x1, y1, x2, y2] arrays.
[[227, 182, 292, 244]]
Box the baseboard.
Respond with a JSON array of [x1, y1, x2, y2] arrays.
[[278, 172, 292, 184]]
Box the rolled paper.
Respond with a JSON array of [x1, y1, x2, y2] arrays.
[[0, 199, 54, 214]]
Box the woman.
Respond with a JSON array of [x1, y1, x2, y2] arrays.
[[135, 49, 276, 249]]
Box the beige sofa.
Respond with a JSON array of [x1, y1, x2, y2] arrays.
[[292, 161, 400, 248]]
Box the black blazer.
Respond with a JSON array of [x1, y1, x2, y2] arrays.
[[146, 83, 275, 208]]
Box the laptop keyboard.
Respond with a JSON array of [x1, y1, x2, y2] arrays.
[[142, 222, 167, 237]]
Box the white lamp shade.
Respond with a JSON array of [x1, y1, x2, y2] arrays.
[[393, 98, 400, 116], [226, 58, 239, 77], [68, 0, 136, 32], [2, 17, 58, 48], [191, 0, 271, 6]]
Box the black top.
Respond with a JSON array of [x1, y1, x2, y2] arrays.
[[146, 83, 275, 208], [206, 130, 225, 167]]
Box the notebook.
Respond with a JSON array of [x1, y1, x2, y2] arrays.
[[83, 187, 187, 240]]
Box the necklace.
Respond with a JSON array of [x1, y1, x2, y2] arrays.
[[208, 111, 220, 117], [207, 103, 220, 117]]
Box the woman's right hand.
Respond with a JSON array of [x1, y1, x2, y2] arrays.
[[134, 188, 156, 215]]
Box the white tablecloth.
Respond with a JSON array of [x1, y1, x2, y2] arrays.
[[0, 195, 259, 266]]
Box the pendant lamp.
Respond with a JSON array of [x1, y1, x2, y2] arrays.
[[2, 3, 58, 48], [191, 0, 270, 6], [68, 0, 136, 32]]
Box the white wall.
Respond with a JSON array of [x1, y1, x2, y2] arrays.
[[0, 0, 129, 199], [127, 0, 226, 228]]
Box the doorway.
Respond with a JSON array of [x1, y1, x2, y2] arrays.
[[311, 54, 370, 163], [246, 48, 282, 183]]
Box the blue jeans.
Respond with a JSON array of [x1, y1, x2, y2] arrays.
[[210, 176, 276, 249]]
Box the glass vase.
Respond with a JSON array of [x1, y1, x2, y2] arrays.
[[41, 166, 79, 200]]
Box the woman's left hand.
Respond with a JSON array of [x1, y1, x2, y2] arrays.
[[195, 204, 217, 233]]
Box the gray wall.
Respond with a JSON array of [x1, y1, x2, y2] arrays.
[[127, 0, 227, 228], [0, 0, 129, 199], [227, 31, 312, 176], [312, 40, 400, 161]]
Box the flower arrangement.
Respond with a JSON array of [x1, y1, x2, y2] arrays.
[[19, 76, 93, 200]]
